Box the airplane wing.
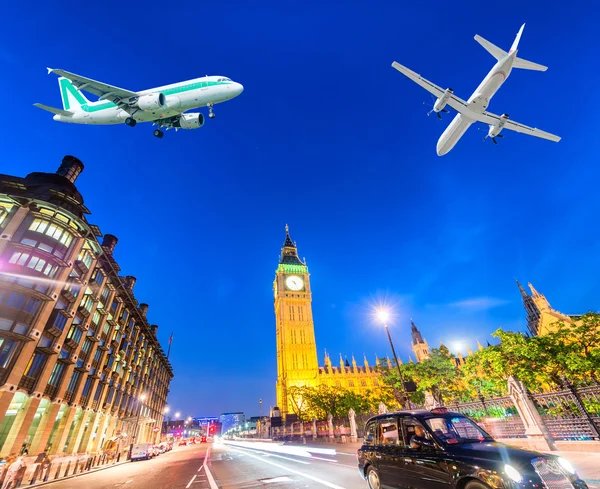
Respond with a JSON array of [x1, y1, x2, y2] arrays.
[[474, 111, 561, 142], [391, 61, 561, 143], [47, 68, 138, 105], [391, 61, 470, 114]]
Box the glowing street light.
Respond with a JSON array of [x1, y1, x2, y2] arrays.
[[376, 306, 409, 409], [175, 411, 181, 419], [164, 407, 170, 414]]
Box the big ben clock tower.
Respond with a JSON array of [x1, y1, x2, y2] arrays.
[[274, 225, 319, 416]]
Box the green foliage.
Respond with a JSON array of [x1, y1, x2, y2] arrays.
[[288, 385, 387, 420], [378, 312, 600, 414]]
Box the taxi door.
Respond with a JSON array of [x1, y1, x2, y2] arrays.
[[376, 417, 409, 488], [400, 418, 452, 489]]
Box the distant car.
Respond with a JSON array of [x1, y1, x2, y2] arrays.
[[357, 408, 588, 489], [178, 440, 187, 446], [200, 436, 207, 443]]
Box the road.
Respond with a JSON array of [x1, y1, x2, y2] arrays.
[[42, 441, 600, 489], [45, 441, 365, 489]]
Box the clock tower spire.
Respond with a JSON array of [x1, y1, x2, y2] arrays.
[[274, 225, 319, 416]]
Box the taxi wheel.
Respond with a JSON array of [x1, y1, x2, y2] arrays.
[[366, 466, 381, 489], [465, 480, 491, 489]]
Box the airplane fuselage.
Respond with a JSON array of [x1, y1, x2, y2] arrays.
[[53, 76, 244, 125], [436, 52, 517, 156]]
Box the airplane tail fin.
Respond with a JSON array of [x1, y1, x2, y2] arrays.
[[513, 57, 548, 71], [57, 77, 91, 111], [474, 35, 507, 60], [33, 103, 72, 117], [510, 24, 548, 71], [510, 23, 526, 53]]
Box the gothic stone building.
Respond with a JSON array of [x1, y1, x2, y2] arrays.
[[274, 227, 435, 416]]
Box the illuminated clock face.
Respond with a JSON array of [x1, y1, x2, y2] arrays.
[[285, 275, 304, 291]]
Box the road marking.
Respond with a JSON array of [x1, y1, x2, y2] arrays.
[[126, 480, 133, 484], [236, 447, 310, 465], [186, 475, 197, 488], [261, 477, 292, 483], [230, 447, 347, 489], [258, 451, 310, 465], [198, 465, 204, 472], [203, 447, 219, 489], [311, 456, 337, 462]]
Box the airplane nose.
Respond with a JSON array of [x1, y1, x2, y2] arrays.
[[235, 82, 244, 95]]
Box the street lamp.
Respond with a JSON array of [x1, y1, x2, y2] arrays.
[[129, 393, 147, 459], [175, 411, 181, 419], [376, 308, 409, 409]]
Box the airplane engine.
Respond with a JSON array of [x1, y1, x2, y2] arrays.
[[174, 113, 205, 129], [136, 93, 166, 111], [485, 114, 509, 144], [433, 88, 453, 113]]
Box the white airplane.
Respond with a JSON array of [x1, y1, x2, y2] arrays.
[[392, 24, 561, 155], [34, 69, 244, 138]]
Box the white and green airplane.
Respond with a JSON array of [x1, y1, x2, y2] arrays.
[[34, 68, 244, 138]]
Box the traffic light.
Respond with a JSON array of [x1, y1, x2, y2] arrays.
[[209, 425, 215, 434]]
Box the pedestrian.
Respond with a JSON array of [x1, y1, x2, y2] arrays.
[[1, 456, 26, 489]]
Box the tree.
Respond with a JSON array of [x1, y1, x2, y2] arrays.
[[287, 385, 316, 421], [378, 347, 469, 406]]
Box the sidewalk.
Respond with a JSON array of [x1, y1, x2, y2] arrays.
[[1, 452, 129, 488], [288, 439, 600, 486]]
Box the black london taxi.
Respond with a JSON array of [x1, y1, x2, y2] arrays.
[[357, 408, 588, 489]]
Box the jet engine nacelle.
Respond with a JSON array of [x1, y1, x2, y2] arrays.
[[434, 88, 453, 113], [174, 113, 205, 129], [487, 113, 509, 138], [136, 93, 166, 111]]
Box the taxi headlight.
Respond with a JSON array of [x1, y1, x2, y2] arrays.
[[505, 464, 523, 483], [558, 457, 576, 475]]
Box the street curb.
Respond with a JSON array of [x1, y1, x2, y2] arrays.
[[24, 460, 129, 488]]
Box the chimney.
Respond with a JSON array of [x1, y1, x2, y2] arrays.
[[150, 325, 158, 336], [56, 155, 84, 183], [139, 303, 149, 317], [125, 276, 136, 290], [102, 234, 118, 253]]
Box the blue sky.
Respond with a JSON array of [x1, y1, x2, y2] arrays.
[[2, 1, 599, 418]]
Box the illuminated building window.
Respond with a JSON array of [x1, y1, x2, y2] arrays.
[[336, 381, 341, 388], [0, 337, 19, 369], [0, 318, 29, 335], [1, 292, 40, 316], [299, 330, 306, 344], [66, 371, 81, 394], [348, 380, 355, 387], [372, 380, 379, 386], [24, 352, 47, 378], [25, 219, 74, 259], [66, 326, 83, 344], [0, 203, 13, 227], [77, 250, 94, 270], [361, 380, 367, 387], [9, 251, 58, 278], [81, 378, 93, 397], [48, 362, 66, 386]]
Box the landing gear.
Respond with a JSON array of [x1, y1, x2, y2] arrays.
[[208, 103, 216, 119], [153, 129, 164, 138], [125, 117, 137, 127]]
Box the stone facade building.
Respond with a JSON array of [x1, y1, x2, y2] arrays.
[[0, 156, 173, 457]]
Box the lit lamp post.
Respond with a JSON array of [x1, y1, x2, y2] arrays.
[[377, 308, 409, 409], [129, 393, 147, 459], [162, 407, 170, 439]]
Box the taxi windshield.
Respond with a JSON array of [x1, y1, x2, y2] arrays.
[[425, 416, 493, 445]]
